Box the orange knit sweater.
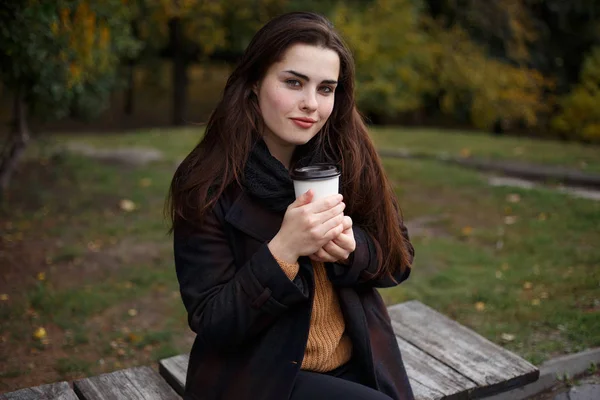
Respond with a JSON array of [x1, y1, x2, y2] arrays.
[[274, 256, 353, 372]]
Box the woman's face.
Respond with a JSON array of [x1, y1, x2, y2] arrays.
[[255, 43, 340, 157]]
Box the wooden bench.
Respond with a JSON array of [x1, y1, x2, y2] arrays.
[[158, 301, 539, 399], [1, 301, 539, 400], [0, 382, 78, 400]]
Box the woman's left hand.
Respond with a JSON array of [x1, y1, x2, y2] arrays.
[[309, 216, 355, 263]]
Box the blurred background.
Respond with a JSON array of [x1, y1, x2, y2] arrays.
[[0, 0, 598, 394]]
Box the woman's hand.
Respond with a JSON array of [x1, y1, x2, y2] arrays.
[[268, 190, 346, 263], [309, 216, 355, 263]]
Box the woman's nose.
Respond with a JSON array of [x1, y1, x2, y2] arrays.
[[301, 90, 318, 111]]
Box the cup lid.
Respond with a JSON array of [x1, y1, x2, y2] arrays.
[[290, 164, 340, 181]]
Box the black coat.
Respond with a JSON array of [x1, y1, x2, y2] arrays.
[[174, 183, 415, 400]]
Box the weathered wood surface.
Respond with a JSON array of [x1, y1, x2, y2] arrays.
[[388, 300, 539, 398], [0, 382, 78, 400], [73, 366, 180, 400], [397, 337, 475, 400], [158, 354, 189, 396]]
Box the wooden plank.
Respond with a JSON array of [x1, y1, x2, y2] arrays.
[[409, 379, 447, 400], [158, 354, 189, 396], [398, 337, 475, 400], [388, 301, 539, 398], [0, 382, 78, 400], [73, 366, 180, 400]]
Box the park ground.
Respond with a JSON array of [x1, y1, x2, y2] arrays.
[[0, 127, 598, 392]]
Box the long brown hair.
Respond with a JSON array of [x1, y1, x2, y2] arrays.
[[168, 12, 412, 277]]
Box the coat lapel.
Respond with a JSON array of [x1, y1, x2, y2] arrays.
[[224, 191, 284, 243]]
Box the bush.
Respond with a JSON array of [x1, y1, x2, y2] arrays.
[[552, 47, 600, 142]]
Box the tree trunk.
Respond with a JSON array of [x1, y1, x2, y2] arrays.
[[124, 59, 135, 115], [124, 20, 139, 116], [0, 88, 30, 198], [170, 16, 188, 126]]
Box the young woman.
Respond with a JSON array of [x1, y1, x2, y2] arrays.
[[168, 12, 415, 400]]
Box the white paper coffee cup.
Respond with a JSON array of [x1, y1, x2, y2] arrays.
[[290, 164, 340, 201]]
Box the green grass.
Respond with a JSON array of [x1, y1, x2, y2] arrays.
[[371, 127, 600, 173], [0, 127, 598, 390], [54, 357, 93, 377], [379, 157, 600, 365], [43, 126, 600, 173]]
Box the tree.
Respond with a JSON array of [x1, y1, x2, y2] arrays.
[[331, 0, 551, 128], [425, 21, 553, 130], [136, 0, 286, 125], [332, 0, 435, 120], [0, 0, 140, 195], [552, 47, 600, 142]]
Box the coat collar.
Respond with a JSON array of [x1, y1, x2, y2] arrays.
[[224, 190, 284, 243]]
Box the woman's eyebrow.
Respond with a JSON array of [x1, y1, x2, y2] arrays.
[[283, 70, 338, 85]]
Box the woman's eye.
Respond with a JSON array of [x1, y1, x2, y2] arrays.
[[320, 86, 334, 94], [286, 79, 301, 88]]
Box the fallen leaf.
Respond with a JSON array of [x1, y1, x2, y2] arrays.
[[506, 194, 521, 203], [139, 178, 152, 187], [119, 199, 137, 212], [475, 302, 486, 311], [37, 272, 46, 281], [459, 148, 471, 158], [87, 240, 102, 252], [501, 333, 515, 342], [128, 308, 138, 317], [512, 146, 524, 155], [495, 271, 503, 279], [461, 226, 473, 236], [531, 299, 541, 306], [504, 216, 517, 225], [523, 281, 533, 290], [537, 213, 547, 221], [33, 327, 47, 340], [0, 294, 8, 301], [501, 263, 510, 271], [541, 292, 549, 299], [127, 333, 142, 344]]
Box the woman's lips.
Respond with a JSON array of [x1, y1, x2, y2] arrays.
[[290, 118, 316, 129]]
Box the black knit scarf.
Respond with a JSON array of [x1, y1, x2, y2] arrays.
[[242, 139, 323, 213]]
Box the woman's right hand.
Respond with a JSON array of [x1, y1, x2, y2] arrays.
[[268, 190, 345, 263]]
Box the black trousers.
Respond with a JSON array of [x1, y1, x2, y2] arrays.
[[290, 358, 393, 400]]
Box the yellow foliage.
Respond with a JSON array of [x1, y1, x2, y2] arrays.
[[430, 23, 551, 129], [333, 0, 435, 114], [60, 8, 70, 30], [552, 47, 600, 142], [51, 1, 119, 89]]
